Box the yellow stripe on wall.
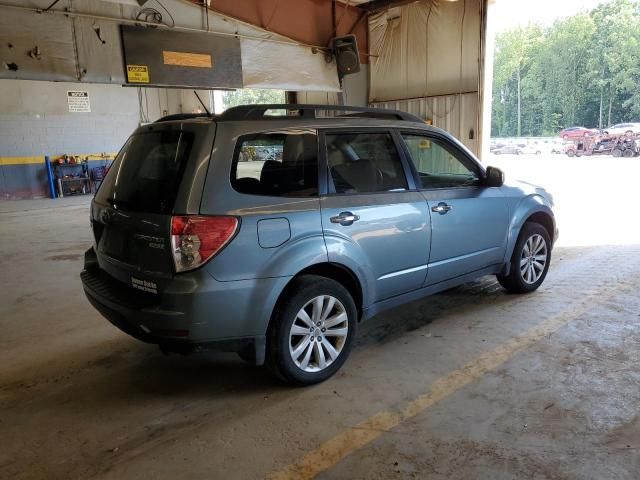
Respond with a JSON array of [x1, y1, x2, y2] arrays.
[[0, 157, 43, 166], [0, 153, 118, 166]]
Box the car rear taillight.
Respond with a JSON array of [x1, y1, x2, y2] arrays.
[[170, 216, 238, 273]]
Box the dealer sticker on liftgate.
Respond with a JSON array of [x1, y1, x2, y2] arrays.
[[131, 277, 158, 294]]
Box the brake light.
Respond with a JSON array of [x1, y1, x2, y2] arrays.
[[170, 216, 238, 272]]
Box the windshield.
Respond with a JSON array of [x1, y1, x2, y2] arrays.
[[96, 130, 193, 214]]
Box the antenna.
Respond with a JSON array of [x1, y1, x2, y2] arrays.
[[193, 91, 211, 116]]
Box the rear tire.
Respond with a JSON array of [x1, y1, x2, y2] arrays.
[[497, 222, 551, 294], [266, 275, 357, 386]]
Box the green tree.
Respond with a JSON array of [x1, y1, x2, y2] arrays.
[[594, 0, 640, 121], [491, 0, 640, 137], [222, 88, 285, 109], [492, 27, 539, 136]]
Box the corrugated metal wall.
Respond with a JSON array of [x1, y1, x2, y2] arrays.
[[371, 93, 479, 154], [295, 90, 479, 155]]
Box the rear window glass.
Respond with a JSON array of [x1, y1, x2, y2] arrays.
[[231, 132, 318, 197], [96, 131, 193, 214]]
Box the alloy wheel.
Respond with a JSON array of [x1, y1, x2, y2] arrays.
[[520, 234, 548, 284], [288, 295, 348, 372]]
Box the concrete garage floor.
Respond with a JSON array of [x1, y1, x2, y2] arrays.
[[1, 155, 639, 479]]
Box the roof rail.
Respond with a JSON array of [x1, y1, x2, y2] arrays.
[[218, 104, 424, 123], [154, 113, 213, 123]]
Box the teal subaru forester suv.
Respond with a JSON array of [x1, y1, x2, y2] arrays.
[[81, 104, 557, 385]]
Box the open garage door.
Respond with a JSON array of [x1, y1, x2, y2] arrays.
[[367, 0, 485, 156]]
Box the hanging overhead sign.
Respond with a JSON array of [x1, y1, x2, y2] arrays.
[[67, 91, 91, 113], [162, 51, 212, 68], [120, 26, 242, 89]]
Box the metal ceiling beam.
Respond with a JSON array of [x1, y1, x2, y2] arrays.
[[185, 0, 370, 61], [364, 0, 422, 13], [0, 2, 328, 50]]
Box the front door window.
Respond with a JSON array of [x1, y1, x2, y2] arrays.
[[401, 134, 479, 189]]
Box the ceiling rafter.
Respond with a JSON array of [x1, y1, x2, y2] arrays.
[[364, 0, 425, 13]]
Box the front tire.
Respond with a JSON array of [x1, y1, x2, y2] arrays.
[[266, 275, 357, 385], [497, 222, 551, 293]]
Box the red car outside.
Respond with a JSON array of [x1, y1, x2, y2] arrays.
[[559, 127, 599, 140]]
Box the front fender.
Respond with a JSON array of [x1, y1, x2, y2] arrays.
[[504, 194, 555, 264]]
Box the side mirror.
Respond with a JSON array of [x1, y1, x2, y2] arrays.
[[484, 166, 504, 187]]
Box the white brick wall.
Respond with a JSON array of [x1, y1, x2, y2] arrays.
[[0, 80, 180, 157]]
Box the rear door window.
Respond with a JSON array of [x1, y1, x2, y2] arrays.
[[231, 132, 318, 197], [96, 130, 193, 214], [325, 132, 408, 193]]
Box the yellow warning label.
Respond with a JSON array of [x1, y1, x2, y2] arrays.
[[162, 51, 212, 68], [126, 65, 149, 83]]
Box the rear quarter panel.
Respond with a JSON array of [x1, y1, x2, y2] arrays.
[[199, 123, 328, 282]]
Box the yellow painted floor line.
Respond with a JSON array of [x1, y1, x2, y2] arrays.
[[268, 284, 629, 480]]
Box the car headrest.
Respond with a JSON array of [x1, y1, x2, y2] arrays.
[[283, 135, 304, 165], [328, 146, 348, 167], [260, 160, 283, 192], [332, 159, 377, 193]]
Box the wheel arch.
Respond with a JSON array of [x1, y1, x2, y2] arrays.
[[255, 261, 364, 366], [272, 263, 364, 323], [525, 211, 555, 244], [504, 196, 556, 268], [264, 263, 364, 345]]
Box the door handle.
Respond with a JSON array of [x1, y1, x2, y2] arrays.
[[330, 211, 360, 226], [431, 202, 452, 215]]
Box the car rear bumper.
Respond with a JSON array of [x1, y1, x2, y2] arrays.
[[80, 248, 289, 363]]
